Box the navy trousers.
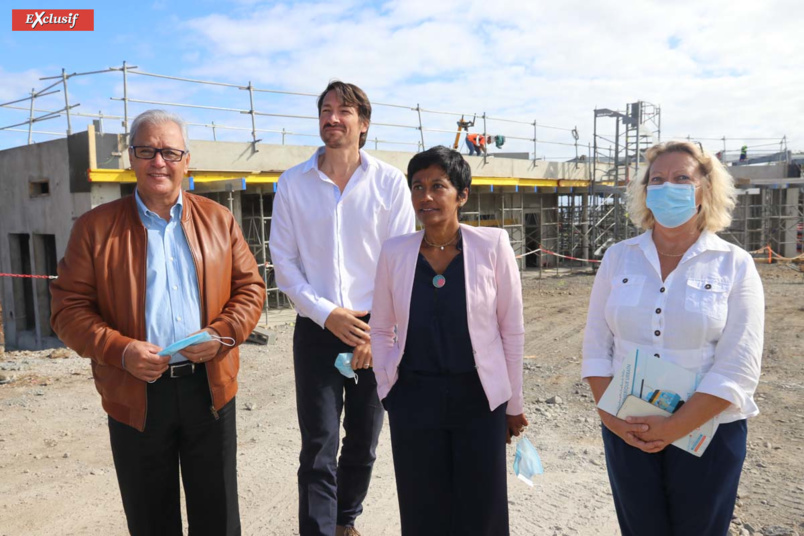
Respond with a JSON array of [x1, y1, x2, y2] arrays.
[[293, 316, 384, 536], [386, 371, 509, 536], [108, 364, 240, 536], [602, 419, 747, 536]]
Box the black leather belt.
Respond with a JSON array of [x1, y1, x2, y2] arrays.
[[166, 361, 196, 379]]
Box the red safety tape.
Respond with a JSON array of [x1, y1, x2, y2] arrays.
[[515, 249, 542, 259], [747, 245, 804, 263], [537, 246, 602, 264], [515, 247, 601, 263], [0, 273, 57, 279]]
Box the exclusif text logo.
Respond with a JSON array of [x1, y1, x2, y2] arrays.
[[12, 9, 94, 31]]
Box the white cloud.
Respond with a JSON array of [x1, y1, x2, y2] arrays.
[[0, 67, 47, 103], [171, 0, 803, 156], [2, 1, 802, 155]]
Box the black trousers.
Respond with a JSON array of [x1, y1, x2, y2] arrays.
[[293, 316, 384, 536], [385, 370, 509, 536], [108, 364, 240, 536], [602, 419, 747, 536]]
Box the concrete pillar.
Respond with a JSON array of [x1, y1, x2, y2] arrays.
[[231, 190, 243, 228], [783, 187, 800, 258], [91, 184, 123, 209], [582, 193, 589, 260]]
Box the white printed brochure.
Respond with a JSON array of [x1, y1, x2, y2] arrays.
[[597, 350, 718, 457]]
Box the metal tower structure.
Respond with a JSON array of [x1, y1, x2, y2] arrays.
[[589, 101, 661, 257]]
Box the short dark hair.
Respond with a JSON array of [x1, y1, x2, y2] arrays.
[[317, 81, 372, 148], [407, 145, 472, 198]]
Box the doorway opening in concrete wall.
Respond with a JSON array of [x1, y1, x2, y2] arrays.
[[33, 234, 57, 338], [8, 233, 35, 333], [525, 212, 541, 268]]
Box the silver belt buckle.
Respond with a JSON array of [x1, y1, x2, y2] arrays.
[[170, 362, 195, 378]]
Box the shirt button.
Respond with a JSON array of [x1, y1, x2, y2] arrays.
[[176, 316, 182, 321], [655, 308, 662, 314], [172, 285, 178, 290], [622, 278, 628, 283], [660, 287, 666, 293], [654, 353, 660, 358], [705, 283, 712, 290], [654, 330, 661, 336], [170, 256, 175, 262]]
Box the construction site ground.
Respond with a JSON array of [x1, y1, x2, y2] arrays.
[[0, 264, 802, 536]]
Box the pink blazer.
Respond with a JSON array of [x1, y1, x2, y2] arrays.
[[370, 224, 525, 415]]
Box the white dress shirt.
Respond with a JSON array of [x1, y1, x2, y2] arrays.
[[269, 147, 416, 328], [582, 230, 764, 424]]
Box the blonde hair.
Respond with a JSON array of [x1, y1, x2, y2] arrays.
[[626, 140, 737, 232]]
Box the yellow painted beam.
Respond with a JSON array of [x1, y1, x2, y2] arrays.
[[88, 169, 281, 184], [473, 176, 591, 188], [88, 168, 137, 183], [190, 172, 281, 184], [88, 169, 592, 189]]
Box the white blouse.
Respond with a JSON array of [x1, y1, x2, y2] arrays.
[[581, 230, 764, 424]]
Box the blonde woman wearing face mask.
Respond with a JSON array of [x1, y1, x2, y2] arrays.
[[581, 141, 764, 535]]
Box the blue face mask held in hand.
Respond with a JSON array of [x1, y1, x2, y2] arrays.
[[157, 331, 236, 357], [645, 182, 698, 229], [334, 353, 358, 384], [513, 436, 544, 487]]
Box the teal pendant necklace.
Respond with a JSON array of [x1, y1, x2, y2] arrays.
[[423, 230, 460, 289]]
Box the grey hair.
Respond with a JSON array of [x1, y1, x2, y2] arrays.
[[128, 109, 189, 151]]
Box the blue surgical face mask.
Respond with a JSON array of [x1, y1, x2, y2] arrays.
[[158, 331, 236, 357], [645, 182, 698, 229], [513, 436, 543, 487], [334, 353, 358, 384]]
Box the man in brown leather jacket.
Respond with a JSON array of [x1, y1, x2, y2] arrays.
[[50, 109, 265, 536]]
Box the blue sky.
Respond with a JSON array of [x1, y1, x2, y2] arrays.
[[1, 0, 801, 158]]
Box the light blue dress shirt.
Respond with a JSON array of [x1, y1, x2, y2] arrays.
[[135, 190, 202, 364]]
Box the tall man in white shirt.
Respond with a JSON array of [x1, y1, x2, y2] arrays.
[[269, 81, 416, 536]]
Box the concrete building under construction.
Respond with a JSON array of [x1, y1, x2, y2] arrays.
[[1, 66, 802, 350]]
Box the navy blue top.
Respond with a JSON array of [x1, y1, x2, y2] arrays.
[[400, 239, 476, 375]]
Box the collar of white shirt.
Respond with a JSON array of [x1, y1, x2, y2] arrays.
[[301, 146, 375, 177], [634, 229, 731, 257]]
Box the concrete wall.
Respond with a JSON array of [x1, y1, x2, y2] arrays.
[[730, 162, 789, 181], [119, 139, 592, 181], [0, 137, 92, 349]]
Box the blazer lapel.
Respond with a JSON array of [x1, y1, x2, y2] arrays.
[[460, 224, 477, 329], [395, 231, 423, 335]]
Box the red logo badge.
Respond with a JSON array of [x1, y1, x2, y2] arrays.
[[12, 9, 94, 31]]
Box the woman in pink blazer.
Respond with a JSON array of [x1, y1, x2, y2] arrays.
[[370, 146, 527, 536]]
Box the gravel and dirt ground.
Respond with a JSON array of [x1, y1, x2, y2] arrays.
[[1, 263, 802, 536]]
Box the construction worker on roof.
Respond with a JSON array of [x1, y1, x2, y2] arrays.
[[466, 132, 486, 156]]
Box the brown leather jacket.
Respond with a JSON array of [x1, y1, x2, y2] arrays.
[[50, 193, 266, 431]]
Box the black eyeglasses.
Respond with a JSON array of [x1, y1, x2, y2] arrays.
[[129, 146, 187, 162]]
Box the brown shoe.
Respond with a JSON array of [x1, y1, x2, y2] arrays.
[[335, 525, 361, 536]]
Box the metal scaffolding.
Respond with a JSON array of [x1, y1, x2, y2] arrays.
[[241, 189, 289, 310], [1, 62, 580, 160], [2, 65, 801, 316], [588, 101, 661, 258], [724, 186, 804, 257]]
